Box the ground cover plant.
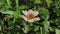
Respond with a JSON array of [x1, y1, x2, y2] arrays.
[[0, 0, 60, 34]]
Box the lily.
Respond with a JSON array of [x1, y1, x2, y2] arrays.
[[22, 9, 40, 22]]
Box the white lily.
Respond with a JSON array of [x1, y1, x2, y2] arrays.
[[22, 9, 40, 22]]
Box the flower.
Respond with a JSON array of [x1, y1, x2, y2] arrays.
[[22, 9, 40, 22]]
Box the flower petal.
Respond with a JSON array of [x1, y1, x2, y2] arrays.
[[28, 9, 34, 14], [34, 11, 39, 16], [28, 10, 39, 16], [27, 19, 35, 22], [34, 17, 40, 21], [22, 15, 28, 21], [22, 10, 27, 15], [28, 9, 33, 12]]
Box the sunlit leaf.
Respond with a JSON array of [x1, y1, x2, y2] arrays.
[[0, 10, 15, 15], [6, 0, 11, 6], [55, 28, 60, 34], [34, 0, 41, 4], [43, 21, 50, 28], [34, 25, 39, 31], [45, 0, 52, 7], [0, 26, 1, 31]]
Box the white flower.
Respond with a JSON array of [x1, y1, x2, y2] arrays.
[[22, 9, 40, 22]]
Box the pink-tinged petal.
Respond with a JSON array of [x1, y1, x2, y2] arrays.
[[22, 10, 27, 15], [22, 15, 28, 21], [28, 10, 39, 16], [34, 11, 39, 16], [28, 10, 34, 14], [27, 19, 35, 23], [34, 17, 40, 21], [28, 9, 33, 12]]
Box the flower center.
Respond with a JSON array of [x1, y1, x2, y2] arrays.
[[26, 13, 35, 19]]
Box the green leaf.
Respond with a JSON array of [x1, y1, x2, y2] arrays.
[[0, 26, 1, 31], [6, 0, 10, 5], [55, 29, 60, 34], [7, 32, 11, 34], [6, 0, 11, 7], [45, 0, 52, 7], [40, 27, 45, 34], [0, 10, 15, 15], [0, 0, 5, 5], [40, 27, 42, 34], [34, 25, 39, 31], [43, 21, 50, 28], [17, 32, 20, 34], [14, 11, 21, 18], [34, 0, 41, 4], [8, 21, 14, 27], [15, 0, 18, 7], [55, 0, 60, 8], [55, 18, 60, 25], [0, 20, 3, 31], [22, 23, 30, 33], [19, 5, 29, 9], [8, 18, 16, 27], [39, 8, 49, 20], [56, 9, 60, 16], [49, 27, 55, 32]]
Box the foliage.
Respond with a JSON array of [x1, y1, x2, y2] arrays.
[[0, 0, 60, 34]]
